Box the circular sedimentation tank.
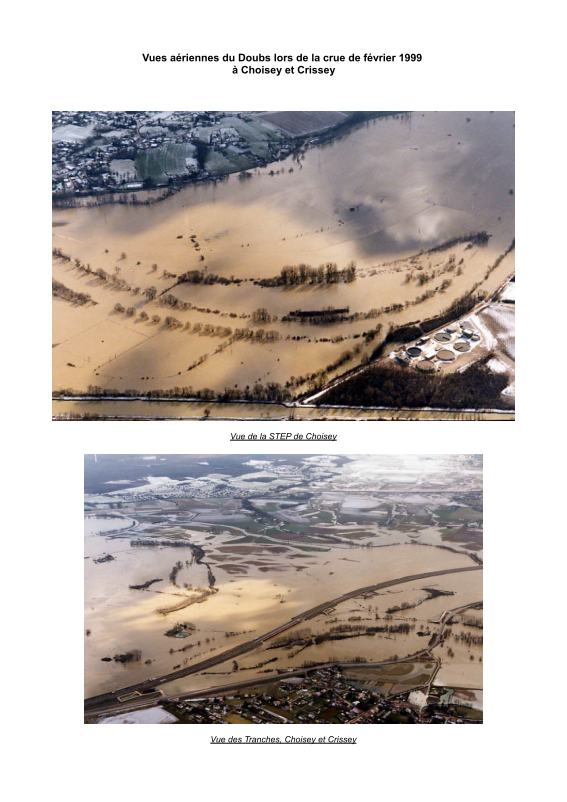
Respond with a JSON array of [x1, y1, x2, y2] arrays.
[[406, 346, 422, 358], [436, 349, 455, 362], [416, 359, 435, 372], [434, 331, 452, 343], [454, 341, 471, 352], [471, 333, 481, 342]]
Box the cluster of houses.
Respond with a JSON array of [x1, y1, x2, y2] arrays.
[[52, 110, 284, 197], [166, 668, 481, 724]]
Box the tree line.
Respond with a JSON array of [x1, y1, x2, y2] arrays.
[[176, 269, 243, 286], [52, 278, 93, 306], [373, 291, 486, 356], [316, 357, 511, 410], [256, 261, 356, 287], [56, 380, 293, 404]]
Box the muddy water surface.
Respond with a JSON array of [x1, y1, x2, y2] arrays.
[[56, 111, 514, 274], [85, 512, 474, 697], [55, 112, 514, 398]]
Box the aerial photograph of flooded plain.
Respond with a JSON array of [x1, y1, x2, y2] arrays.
[[84, 454, 483, 724], [54, 111, 514, 421]]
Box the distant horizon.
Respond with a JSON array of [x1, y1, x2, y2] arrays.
[[85, 453, 483, 723]]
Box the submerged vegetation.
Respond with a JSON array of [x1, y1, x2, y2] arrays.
[[56, 113, 514, 417], [52, 278, 93, 306], [256, 261, 357, 287], [85, 455, 483, 707]]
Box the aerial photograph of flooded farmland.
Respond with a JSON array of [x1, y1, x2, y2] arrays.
[[54, 111, 514, 421], [84, 454, 483, 724]]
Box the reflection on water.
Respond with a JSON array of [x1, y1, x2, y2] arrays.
[[56, 111, 514, 274], [56, 112, 514, 401], [84, 515, 134, 536], [84, 455, 483, 697], [85, 532, 473, 697]]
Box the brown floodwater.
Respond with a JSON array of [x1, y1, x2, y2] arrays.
[[85, 510, 475, 698], [56, 111, 514, 271], [56, 112, 514, 397], [161, 566, 482, 695]]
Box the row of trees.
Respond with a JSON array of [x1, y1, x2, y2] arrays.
[[65, 254, 144, 295], [114, 299, 379, 353], [257, 260, 357, 287], [56, 379, 293, 404], [483, 238, 515, 281], [160, 292, 245, 318], [287, 343, 365, 391], [52, 279, 93, 306], [423, 230, 490, 256], [405, 254, 463, 287], [317, 358, 510, 410], [177, 269, 243, 286]]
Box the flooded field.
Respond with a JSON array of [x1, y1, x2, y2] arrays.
[[84, 455, 482, 698], [161, 566, 482, 697], [55, 112, 514, 407]]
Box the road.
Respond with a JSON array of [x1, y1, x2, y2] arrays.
[[86, 598, 482, 719], [56, 272, 514, 421], [299, 273, 514, 408], [85, 564, 481, 711], [54, 397, 514, 421]]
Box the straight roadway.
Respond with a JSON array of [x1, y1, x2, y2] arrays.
[[84, 564, 481, 711], [172, 599, 482, 701]]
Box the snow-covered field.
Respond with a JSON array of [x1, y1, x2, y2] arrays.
[[487, 357, 509, 373], [84, 515, 135, 536], [500, 282, 515, 303], [52, 124, 95, 143], [478, 305, 515, 361], [97, 707, 178, 724], [109, 159, 137, 181]]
